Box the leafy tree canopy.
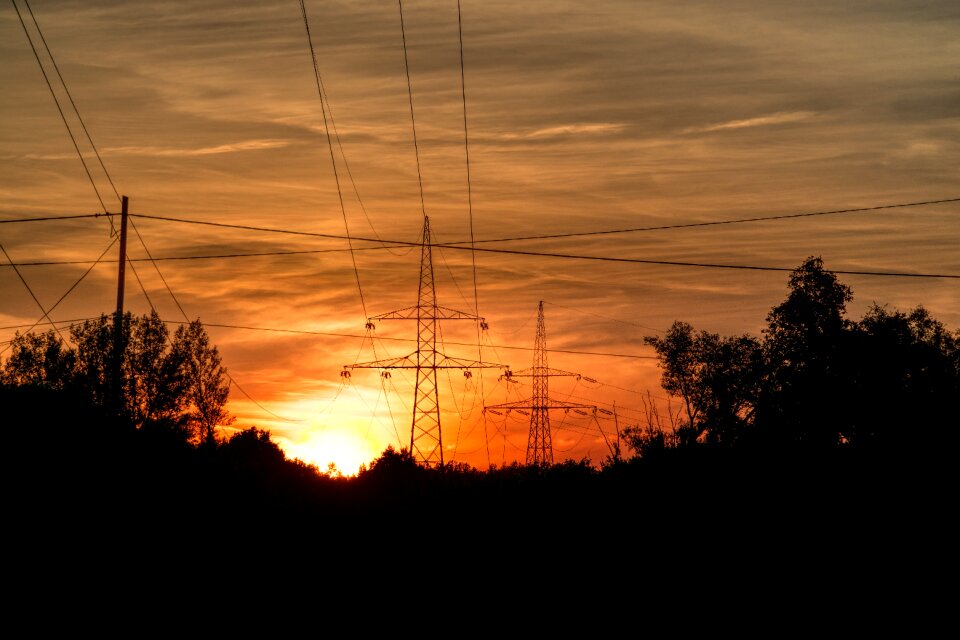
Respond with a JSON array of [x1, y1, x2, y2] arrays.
[[2, 311, 232, 444], [635, 256, 959, 455]]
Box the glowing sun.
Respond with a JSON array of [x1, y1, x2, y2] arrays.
[[283, 428, 380, 476]]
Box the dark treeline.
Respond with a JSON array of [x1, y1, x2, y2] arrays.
[[3, 257, 957, 547], [628, 256, 960, 456]]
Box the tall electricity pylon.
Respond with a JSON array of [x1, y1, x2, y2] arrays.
[[485, 301, 596, 466], [346, 216, 507, 467]]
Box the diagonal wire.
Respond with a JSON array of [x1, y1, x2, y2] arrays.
[[317, 77, 410, 257], [22, 0, 121, 207], [126, 258, 156, 312], [129, 217, 301, 423], [0, 238, 116, 355], [11, 0, 108, 215], [129, 219, 188, 320], [397, 0, 426, 218], [0, 242, 67, 343], [456, 0, 490, 467], [380, 369, 402, 447], [298, 0, 369, 319]]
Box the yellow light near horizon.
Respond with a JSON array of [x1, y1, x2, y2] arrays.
[[227, 383, 400, 475], [283, 428, 381, 476]]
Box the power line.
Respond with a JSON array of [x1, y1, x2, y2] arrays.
[[0, 245, 399, 267], [125, 218, 299, 423], [298, 0, 368, 319], [0, 213, 104, 225], [124, 214, 372, 245], [457, 0, 489, 466], [303, 32, 408, 259], [10, 241, 955, 280], [123, 213, 960, 278], [297, 0, 392, 428], [124, 194, 957, 246], [397, 0, 426, 219], [12, 0, 296, 424], [22, 240, 116, 326], [10, 0, 108, 214], [229, 375, 304, 423], [126, 256, 156, 312], [21, 0, 121, 207], [6, 196, 957, 236], [10, 214, 954, 278], [451, 246, 960, 278], [0, 242, 67, 343], [129, 218, 189, 320], [0, 238, 116, 355], [454, 197, 960, 245], [0, 317, 95, 331]]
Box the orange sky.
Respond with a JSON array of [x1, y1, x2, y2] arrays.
[[2, 0, 958, 473]]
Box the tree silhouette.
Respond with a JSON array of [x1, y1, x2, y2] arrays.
[[220, 426, 287, 471], [0, 331, 74, 389], [170, 319, 233, 445], [644, 322, 760, 447], [847, 304, 959, 448], [755, 256, 855, 448], [2, 311, 231, 443], [638, 256, 959, 456], [71, 312, 188, 428]]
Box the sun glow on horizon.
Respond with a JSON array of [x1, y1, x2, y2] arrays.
[[281, 428, 382, 476], [226, 385, 402, 475]]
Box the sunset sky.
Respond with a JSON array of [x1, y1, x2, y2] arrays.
[[2, 0, 957, 472]]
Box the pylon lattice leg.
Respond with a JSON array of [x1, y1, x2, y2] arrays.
[[526, 301, 552, 466], [410, 217, 443, 467]]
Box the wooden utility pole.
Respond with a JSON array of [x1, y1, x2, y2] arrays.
[[112, 196, 128, 410]]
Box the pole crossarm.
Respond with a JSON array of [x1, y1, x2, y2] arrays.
[[370, 304, 484, 322]]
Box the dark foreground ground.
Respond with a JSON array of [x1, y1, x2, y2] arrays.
[[4, 383, 951, 600]]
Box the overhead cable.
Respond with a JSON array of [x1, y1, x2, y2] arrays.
[[122, 213, 960, 278]]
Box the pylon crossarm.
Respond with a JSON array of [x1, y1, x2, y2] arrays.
[[485, 398, 596, 411], [505, 367, 582, 378], [369, 305, 419, 320], [346, 353, 505, 370], [370, 304, 484, 321], [347, 353, 417, 369], [434, 352, 508, 369]]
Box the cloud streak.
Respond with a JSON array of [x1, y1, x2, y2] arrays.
[[684, 111, 817, 134], [23, 139, 291, 160], [491, 123, 627, 140]]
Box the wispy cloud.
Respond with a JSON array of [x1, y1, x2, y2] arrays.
[[107, 139, 291, 157], [23, 139, 290, 160], [493, 123, 626, 141], [684, 111, 816, 134]]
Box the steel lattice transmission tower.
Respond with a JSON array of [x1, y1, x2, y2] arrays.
[[346, 216, 507, 467], [486, 301, 596, 466]]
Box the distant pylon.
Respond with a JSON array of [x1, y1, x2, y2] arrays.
[[346, 216, 507, 467], [486, 301, 596, 466]]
